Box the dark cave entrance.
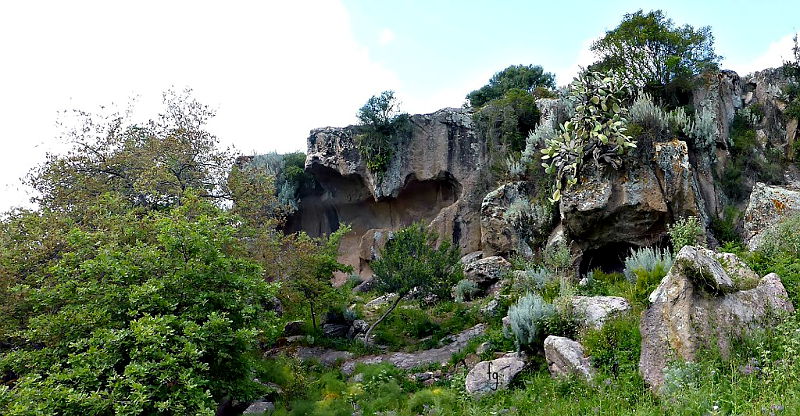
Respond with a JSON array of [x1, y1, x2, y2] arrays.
[[579, 241, 637, 276]]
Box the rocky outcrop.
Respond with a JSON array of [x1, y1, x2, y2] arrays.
[[560, 140, 702, 256], [570, 296, 631, 330], [291, 108, 490, 277], [465, 352, 527, 396], [341, 323, 486, 374], [640, 246, 794, 391], [743, 182, 800, 250], [544, 336, 594, 381], [480, 181, 554, 257], [463, 256, 512, 293]]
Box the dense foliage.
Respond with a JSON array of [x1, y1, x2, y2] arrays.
[[356, 91, 411, 173], [0, 194, 279, 415], [783, 34, 800, 122], [474, 88, 541, 154], [466, 65, 555, 108], [591, 9, 721, 91], [365, 223, 463, 342], [541, 71, 635, 201]]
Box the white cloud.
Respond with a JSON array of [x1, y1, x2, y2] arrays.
[[378, 28, 396, 46], [728, 32, 797, 76], [553, 35, 601, 87], [0, 0, 400, 211]]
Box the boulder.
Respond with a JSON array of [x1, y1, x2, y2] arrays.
[[465, 352, 527, 396], [460, 251, 484, 266], [242, 400, 275, 415], [544, 336, 594, 381], [743, 182, 800, 250], [282, 320, 304, 337], [480, 181, 553, 257], [347, 319, 369, 339], [570, 296, 631, 330], [322, 323, 349, 338], [463, 256, 512, 291], [640, 246, 794, 391], [295, 347, 354, 367]]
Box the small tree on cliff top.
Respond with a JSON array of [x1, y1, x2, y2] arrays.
[[364, 223, 463, 343]]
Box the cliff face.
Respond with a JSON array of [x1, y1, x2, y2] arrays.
[[289, 69, 799, 277], [287, 108, 491, 276]]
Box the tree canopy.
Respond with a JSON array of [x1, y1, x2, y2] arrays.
[[467, 65, 556, 108], [590, 10, 721, 90]]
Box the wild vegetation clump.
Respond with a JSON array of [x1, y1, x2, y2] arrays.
[[782, 34, 800, 121], [506, 292, 555, 350], [467, 64, 556, 108], [541, 71, 636, 202], [668, 216, 704, 251], [356, 90, 411, 174]]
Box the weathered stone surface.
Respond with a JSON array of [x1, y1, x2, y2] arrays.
[[242, 400, 275, 415], [465, 352, 527, 395], [292, 108, 490, 278], [544, 336, 594, 381], [463, 256, 512, 291], [365, 293, 397, 309], [672, 246, 735, 293], [570, 296, 631, 330], [640, 247, 794, 391], [480, 181, 553, 257], [460, 251, 484, 266], [347, 319, 369, 339], [341, 324, 486, 374], [294, 347, 354, 367], [560, 141, 702, 253], [744, 182, 800, 250], [283, 320, 304, 337]]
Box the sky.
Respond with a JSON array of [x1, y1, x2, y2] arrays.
[[0, 0, 798, 211]]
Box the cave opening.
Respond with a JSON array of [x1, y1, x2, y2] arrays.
[[579, 241, 638, 276]]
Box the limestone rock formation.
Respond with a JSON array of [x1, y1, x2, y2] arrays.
[[640, 246, 794, 391], [465, 352, 527, 396], [570, 296, 631, 330], [291, 108, 490, 277], [744, 182, 800, 250], [544, 336, 594, 381]]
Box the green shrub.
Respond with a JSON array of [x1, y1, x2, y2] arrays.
[[543, 240, 572, 274], [667, 216, 704, 250], [467, 64, 555, 108], [453, 279, 479, 303], [474, 88, 541, 153], [709, 206, 741, 244], [582, 314, 641, 376], [514, 267, 554, 294], [506, 293, 555, 351], [623, 247, 673, 283], [356, 90, 412, 174]]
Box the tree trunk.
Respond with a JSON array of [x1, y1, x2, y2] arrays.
[[363, 294, 404, 345], [310, 301, 317, 332]]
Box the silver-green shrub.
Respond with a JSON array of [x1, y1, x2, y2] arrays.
[[623, 247, 673, 283], [453, 279, 479, 303], [515, 267, 553, 293], [506, 292, 555, 350]]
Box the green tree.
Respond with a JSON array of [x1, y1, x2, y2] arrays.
[[467, 64, 556, 108], [283, 225, 353, 331], [590, 10, 721, 91], [0, 194, 280, 415], [364, 223, 463, 343], [356, 91, 411, 173], [26, 88, 235, 214], [473, 88, 541, 152]]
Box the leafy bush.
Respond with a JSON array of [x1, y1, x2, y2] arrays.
[[667, 216, 704, 250], [453, 279, 479, 303], [467, 64, 556, 107], [474, 88, 541, 153], [514, 268, 554, 294], [623, 247, 673, 283], [543, 240, 572, 274], [783, 34, 800, 120], [582, 314, 641, 376], [709, 206, 741, 244], [541, 71, 635, 202], [244, 152, 315, 215], [0, 195, 280, 415], [366, 223, 463, 343], [506, 293, 555, 351], [356, 90, 411, 174]]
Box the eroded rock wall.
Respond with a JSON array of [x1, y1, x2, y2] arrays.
[[290, 108, 491, 276]]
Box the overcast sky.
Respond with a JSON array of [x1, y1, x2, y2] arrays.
[[1, 0, 798, 212]]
